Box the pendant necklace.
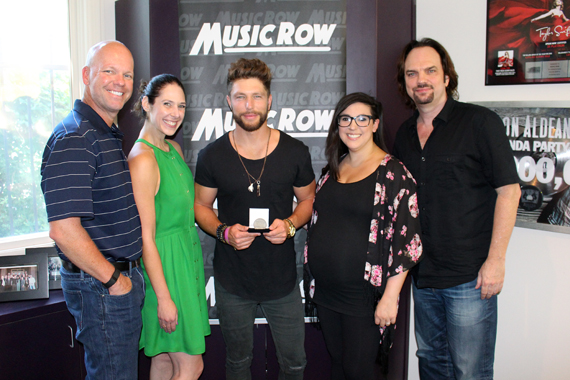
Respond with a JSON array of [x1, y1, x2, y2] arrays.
[[233, 129, 271, 197]]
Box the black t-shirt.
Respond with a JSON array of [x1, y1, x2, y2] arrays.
[[308, 170, 376, 316], [195, 130, 314, 301], [393, 98, 519, 289]]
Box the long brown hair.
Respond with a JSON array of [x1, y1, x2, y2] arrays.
[[396, 38, 459, 108]]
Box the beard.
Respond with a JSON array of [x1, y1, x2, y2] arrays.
[[411, 84, 435, 105], [232, 109, 268, 132]]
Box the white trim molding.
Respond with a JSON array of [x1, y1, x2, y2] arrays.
[[68, 0, 117, 101], [0, 232, 54, 257]]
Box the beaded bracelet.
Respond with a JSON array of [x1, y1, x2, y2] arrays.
[[216, 223, 228, 243]]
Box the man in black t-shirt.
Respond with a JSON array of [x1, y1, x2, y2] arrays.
[[393, 38, 521, 379], [194, 58, 315, 380]]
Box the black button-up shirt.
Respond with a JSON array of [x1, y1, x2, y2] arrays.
[[393, 98, 519, 289]]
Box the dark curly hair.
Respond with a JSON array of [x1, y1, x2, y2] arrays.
[[396, 38, 459, 109], [132, 73, 186, 119]]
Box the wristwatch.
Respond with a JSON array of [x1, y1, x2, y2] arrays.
[[284, 218, 296, 239], [103, 267, 121, 288]]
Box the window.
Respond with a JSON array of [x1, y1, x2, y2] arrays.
[[0, 0, 117, 255], [0, 0, 71, 240]]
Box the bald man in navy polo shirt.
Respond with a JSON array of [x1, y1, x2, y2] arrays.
[[41, 41, 144, 380]]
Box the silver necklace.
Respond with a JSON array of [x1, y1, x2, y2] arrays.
[[232, 129, 271, 197]]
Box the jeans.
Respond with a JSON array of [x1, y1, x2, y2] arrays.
[[215, 280, 307, 380], [61, 265, 145, 380], [413, 278, 497, 380]]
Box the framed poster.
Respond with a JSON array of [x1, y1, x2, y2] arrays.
[[476, 101, 570, 234], [486, 0, 570, 85]]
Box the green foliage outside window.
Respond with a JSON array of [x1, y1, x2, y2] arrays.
[[0, 69, 71, 238]]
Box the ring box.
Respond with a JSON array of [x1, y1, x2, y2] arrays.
[[248, 208, 270, 232]]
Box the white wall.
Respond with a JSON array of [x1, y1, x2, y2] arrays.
[[409, 1, 570, 379]]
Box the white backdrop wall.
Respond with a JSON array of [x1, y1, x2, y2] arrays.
[[409, 1, 570, 379]]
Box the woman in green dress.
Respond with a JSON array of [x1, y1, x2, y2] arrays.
[[129, 74, 210, 380]]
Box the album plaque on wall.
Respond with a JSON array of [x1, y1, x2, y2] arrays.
[[486, 0, 570, 85]]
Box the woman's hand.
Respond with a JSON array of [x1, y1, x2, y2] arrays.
[[374, 294, 399, 327], [157, 298, 178, 334]]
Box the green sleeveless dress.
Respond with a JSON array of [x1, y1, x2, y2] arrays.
[[137, 139, 210, 356]]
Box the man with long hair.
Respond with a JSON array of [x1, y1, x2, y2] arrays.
[[394, 38, 521, 379]]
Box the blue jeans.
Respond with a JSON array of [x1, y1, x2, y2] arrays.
[[215, 280, 307, 380], [413, 278, 497, 380], [61, 265, 145, 380]]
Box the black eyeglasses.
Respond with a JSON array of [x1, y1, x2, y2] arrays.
[[337, 114, 373, 127]]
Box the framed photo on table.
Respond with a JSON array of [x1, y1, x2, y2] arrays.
[[24, 247, 61, 290], [40, 247, 63, 290], [0, 249, 49, 302]]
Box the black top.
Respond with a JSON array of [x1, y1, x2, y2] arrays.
[[308, 170, 377, 316], [195, 130, 314, 301], [393, 98, 519, 289]]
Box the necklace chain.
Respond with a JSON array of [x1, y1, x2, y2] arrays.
[[232, 129, 271, 197]]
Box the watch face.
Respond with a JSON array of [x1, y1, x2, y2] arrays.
[[285, 219, 295, 238]]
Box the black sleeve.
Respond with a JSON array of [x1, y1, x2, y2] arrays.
[[194, 144, 218, 189], [294, 142, 315, 188], [476, 108, 520, 189]]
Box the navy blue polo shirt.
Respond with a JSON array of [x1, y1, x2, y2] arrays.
[[40, 100, 142, 262], [393, 98, 519, 289]]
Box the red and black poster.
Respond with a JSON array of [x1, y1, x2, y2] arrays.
[[486, 0, 570, 85]]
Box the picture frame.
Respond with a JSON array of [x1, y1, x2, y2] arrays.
[[475, 101, 570, 234], [0, 249, 49, 302], [43, 247, 62, 290], [486, 0, 570, 85]]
